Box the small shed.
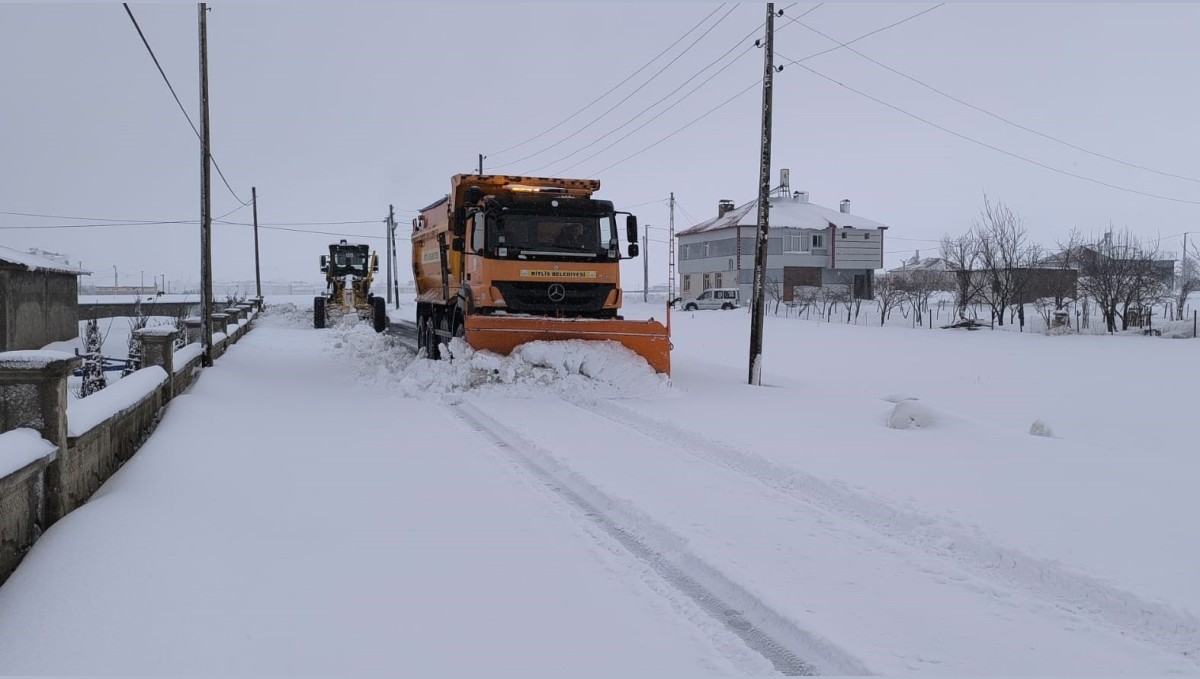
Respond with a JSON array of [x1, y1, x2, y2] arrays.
[[0, 246, 90, 351]]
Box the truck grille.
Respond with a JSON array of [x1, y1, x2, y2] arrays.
[[494, 282, 615, 315]]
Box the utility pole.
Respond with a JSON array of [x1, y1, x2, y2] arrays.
[[141, 270, 144, 290], [252, 186, 262, 301], [198, 2, 214, 367], [391, 214, 400, 309], [386, 205, 395, 304], [113, 265, 118, 288], [748, 3, 778, 386], [478, 154, 485, 174], [643, 229, 650, 302], [669, 193, 676, 306]]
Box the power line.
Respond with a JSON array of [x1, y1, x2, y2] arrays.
[[486, 4, 730, 160], [0, 220, 195, 230], [777, 53, 1200, 207], [586, 2, 931, 177], [492, 5, 741, 171], [593, 79, 763, 177], [216, 219, 383, 226], [786, 7, 1200, 187], [537, 4, 821, 176], [122, 4, 249, 206], [527, 5, 751, 174]]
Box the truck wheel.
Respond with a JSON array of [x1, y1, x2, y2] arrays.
[[425, 317, 440, 360], [313, 297, 326, 329], [721, 303, 733, 310], [685, 303, 698, 311], [372, 296, 387, 332]]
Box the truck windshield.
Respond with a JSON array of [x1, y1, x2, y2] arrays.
[[492, 214, 610, 257]]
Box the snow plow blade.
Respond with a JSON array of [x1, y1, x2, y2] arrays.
[[464, 315, 671, 375]]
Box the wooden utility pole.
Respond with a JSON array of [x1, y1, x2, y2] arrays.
[[391, 215, 400, 309], [252, 186, 261, 301], [198, 2, 214, 366], [643, 230, 649, 303], [748, 3, 777, 386], [386, 205, 395, 304], [478, 154, 485, 174], [669, 193, 676, 303]]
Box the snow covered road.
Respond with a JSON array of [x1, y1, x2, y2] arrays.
[[0, 302, 1196, 675]]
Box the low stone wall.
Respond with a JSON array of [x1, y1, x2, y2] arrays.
[[0, 308, 257, 584], [0, 457, 51, 582]]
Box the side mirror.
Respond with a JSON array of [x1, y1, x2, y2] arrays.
[[627, 243, 639, 258], [625, 215, 638, 244], [452, 207, 466, 238], [320, 255, 328, 272], [452, 237, 465, 252], [372, 254, 379, 272]]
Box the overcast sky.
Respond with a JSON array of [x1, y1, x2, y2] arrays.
[[3, 2, 1199, 291]]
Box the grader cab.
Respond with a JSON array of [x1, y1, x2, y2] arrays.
[[314, 240, 388, 332]]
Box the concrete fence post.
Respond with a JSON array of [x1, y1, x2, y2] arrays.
[[0, 351, 81, 524], [134, 327, 179, 399], [183, 317, 203, 345], [211, 313, 229, 338]]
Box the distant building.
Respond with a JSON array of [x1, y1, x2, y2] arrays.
[[887, 251, 956, 284], [0, 246, 90, 351], [676, 173, 888, 302]]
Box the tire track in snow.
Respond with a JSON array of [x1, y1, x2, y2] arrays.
[[447, 398, 871, 677], [573, 399, 1200, 663]]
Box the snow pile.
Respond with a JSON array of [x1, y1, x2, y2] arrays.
[[886, 398, 940, 430], [258, 302, 313, 329], [1029, 418, 1054, 437], [327, 321, 670, 400], [0, 429, 57, 477]]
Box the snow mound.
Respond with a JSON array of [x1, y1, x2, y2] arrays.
[[887, 398, 940, 430], [1029, 418, 1054, 437], [259, 303, 312, 329], [329, 322, 670, 399]]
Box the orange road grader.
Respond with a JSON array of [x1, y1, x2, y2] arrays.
[[411, 174, 670, 374]]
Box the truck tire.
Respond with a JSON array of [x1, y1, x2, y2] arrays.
[[313, 297, 326, 329], [372, 296, 387, 333], [721, 302, 733, 310], [425, 317, 440, 360], [685, 302, 698, 311]]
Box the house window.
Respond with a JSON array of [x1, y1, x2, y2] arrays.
[[715, 273, 723, 288], [683, 275, 690, 292], [784, 235, 809, 253], [812, 234, 825, 249], [864, 233, 870, 240], [728, 258, 734, 271], [841, 231, 848, 239], [702, 273, 711, 290]]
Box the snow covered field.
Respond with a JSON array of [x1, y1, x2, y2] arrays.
[[0, 297, 1196, 674]]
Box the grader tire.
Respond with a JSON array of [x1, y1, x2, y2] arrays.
[[372, 296, 387, 333], [313, 297, 326, 329]]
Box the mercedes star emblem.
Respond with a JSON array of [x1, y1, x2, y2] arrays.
[[547, 283, 567, 303]]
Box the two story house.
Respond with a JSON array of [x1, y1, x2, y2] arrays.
[[676, 186, 888, 302]]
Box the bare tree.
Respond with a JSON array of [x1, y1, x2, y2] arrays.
[[940, 231, 983, 320], [792, 286, 819, 319], [765, 276, 783, 315], [896, 269, 947, 326], [1076, 227, 1167, 332], [874, 274, 904, 326], [971, 196, 1042, 328], [1175, 240, 1199, 320], [819, 285, 850, 322]]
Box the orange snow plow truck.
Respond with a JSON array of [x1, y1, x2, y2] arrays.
[[412, 174, 670, 374]]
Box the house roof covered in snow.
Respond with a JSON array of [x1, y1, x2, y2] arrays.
[[676, 194, 887, 237], [0, 245, 90, 275], [889, 254, 954, 274]]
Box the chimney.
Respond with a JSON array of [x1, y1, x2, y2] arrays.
[[794, 191, 808, 203], [839, 199, 850, 214], [718, 199, 735, 217]]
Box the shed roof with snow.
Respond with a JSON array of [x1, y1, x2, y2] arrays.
[[0, 246, 90, 276]]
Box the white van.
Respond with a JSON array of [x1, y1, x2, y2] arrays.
[[682, 288, 741, 311]]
